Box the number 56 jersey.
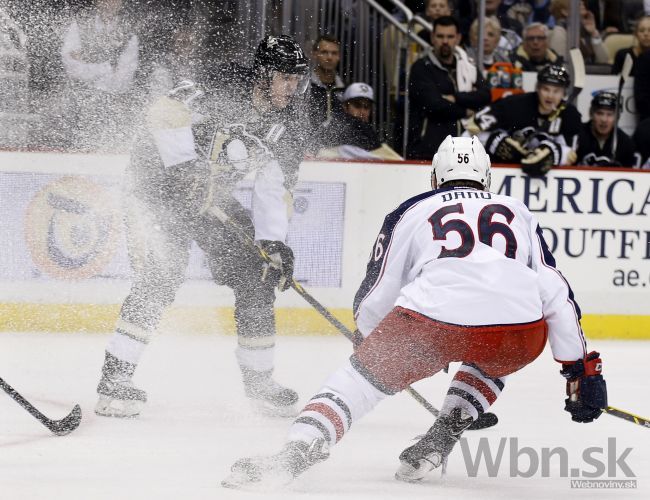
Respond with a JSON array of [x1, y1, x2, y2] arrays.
[[353, 185, 587, 363]]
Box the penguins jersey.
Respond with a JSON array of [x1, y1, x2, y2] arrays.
[[129, 64, 308, 242], [468, 92, 582, 165], [576, 121, 637, 167], [353, 185, 587, 363]]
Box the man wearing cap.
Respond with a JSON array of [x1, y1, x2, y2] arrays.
[[342, 82, 375, 125], [317, 82, 402, 159], [577, 91, 636, 167]]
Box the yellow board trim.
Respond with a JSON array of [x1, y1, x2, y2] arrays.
[[0, 304, 356, 336], [0, 304, 647, 339]]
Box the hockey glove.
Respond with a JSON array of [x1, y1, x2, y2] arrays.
[[560, 351, 607, 423], [521, 145, 555, 176], [258, 240, 294, 292], [486, 131, 530, 163]]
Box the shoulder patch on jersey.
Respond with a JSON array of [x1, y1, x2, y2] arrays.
[[147, 96, 192, 131]]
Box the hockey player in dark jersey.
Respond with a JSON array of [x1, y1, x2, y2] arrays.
[[94, 35, 311, 418], [576, 91, 637, 167], [465, 64, 582, 176]]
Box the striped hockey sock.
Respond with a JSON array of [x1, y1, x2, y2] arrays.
[[290, 392, 353, 446], [441, 363, 505, 421], [288, 360, 386, 446]]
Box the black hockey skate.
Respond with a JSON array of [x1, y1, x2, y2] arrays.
[[95, 352, 147, 418], [242, 368, 299, 417], [395, 407, 473, 482], [222, 438, 329, 490]]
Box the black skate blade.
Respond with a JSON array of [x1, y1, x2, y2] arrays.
[[467, 412, 498, 430]]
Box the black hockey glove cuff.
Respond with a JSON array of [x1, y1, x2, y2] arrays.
[[560, 351, 607, 423], [521, 142, 558, 177], [258, 240, 295, 292], [486, 131, 529, 163]]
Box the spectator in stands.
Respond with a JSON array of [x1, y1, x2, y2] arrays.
[[0, 4, 29, 147], [407, 16, 490, 159], [466, 16, 511, 74], [423, 0, 453, 23], [309, 34, 345, 127], [634, 118, 650, 167], [148, 24, 200, 98], [634, 47, 650, 121], [512, 23, 564, 71], [576, 91, 636, 167], [414, 0, 454, 39], [612, 15, 650, 75], [318, 82, 400, 160], [484, 0, 523, 50], [457, 1, 522, 52], [503, 1, 552, 26], [60, 0, 140, 152], [586, 0, 623, 34], [549, 0, 609, 64]]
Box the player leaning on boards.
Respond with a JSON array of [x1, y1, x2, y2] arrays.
[[576, 91, 637, 167], [465, 64, 581, 176], [95, 35, 311, 418], [222, 136, 608, 489]]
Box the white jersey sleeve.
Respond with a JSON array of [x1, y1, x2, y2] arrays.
[[353, 192, 435, 337], [251, 158, 290, 242], [529, 219, 587, 362]]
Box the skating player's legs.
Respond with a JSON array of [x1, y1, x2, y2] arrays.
[[197, 202, 298, 415], [222, 306, 450, 488], [96, 197, 191, 417], [396, 313, 547, 481]]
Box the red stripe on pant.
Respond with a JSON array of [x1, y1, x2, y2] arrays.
[[353, 307, 547, 394], [303, 402, 345, 442], [454, 370, 498, 405]]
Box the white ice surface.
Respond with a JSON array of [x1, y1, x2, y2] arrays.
[[0, 332, 648, 500]]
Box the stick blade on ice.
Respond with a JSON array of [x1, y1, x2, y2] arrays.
[[48, 404, 82, 436]]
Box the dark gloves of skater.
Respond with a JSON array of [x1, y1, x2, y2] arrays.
[[560, 351, 607, 423], [258, 240, 294, 292], [488, 131, 529, 164], [521, 145, 555, 176]]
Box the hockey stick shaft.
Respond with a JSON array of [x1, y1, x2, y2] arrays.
[[205, 205, 440, 417], [0, 376, 82, 436], [602, 405, 650, 428], [568, 48, 585, 105], [613, 53, 634, 156]]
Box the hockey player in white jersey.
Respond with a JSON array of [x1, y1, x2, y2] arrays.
[[221, 135, 607, 489]]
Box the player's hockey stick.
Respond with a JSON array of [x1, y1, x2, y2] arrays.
[[612, 53, 633, 157], [0, 376, 82, 436], [206, 205, 497, 429], [567, 48, 585, 105], [602, 406, 650, 428]]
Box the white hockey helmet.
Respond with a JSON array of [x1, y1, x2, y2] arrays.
[[432, 135, 491, 190]]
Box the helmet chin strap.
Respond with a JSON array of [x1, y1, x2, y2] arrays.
[[252, 78, 273, 114]]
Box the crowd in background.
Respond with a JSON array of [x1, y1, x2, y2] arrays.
[[1, 0, 650, 168]]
